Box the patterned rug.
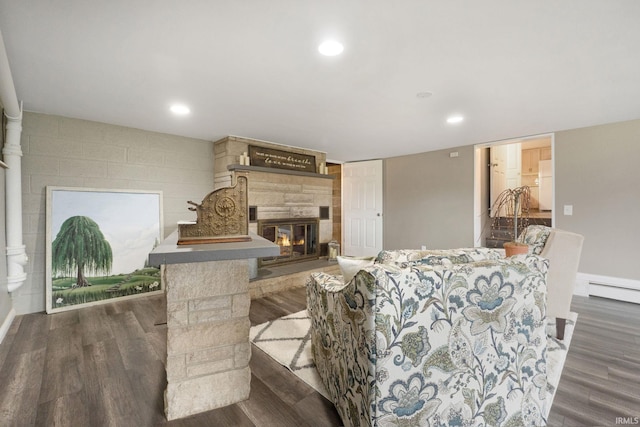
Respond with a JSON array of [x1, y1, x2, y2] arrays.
[[250, 311, 330, 399], [250, 310, 577, 416]]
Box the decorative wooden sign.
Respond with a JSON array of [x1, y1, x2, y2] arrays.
[[249, 145, 316, 173], [178, 172, 250, 245]]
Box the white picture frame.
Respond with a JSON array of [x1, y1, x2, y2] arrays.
[[46, 186, 163, 313]]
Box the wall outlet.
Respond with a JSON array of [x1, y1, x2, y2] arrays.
[[564, 205, 573, 216], [421, 245, 427, 250], [449, 151, 459, 158]]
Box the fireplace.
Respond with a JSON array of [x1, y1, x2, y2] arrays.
[[214, 137, 335, 270], [258, 218, 319, 266]]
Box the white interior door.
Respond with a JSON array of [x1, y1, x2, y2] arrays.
[[490, 143, 521, 216], [504, 142, 522, 189], [490, 145, 507, 216], [342, 160, 383, 256], [538, 159, 552, 210]]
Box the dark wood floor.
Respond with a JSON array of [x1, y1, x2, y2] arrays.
[[548, 295, 640, 426], [0, 288, 638, 426]]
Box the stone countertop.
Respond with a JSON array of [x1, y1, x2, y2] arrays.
[[148, 230, 279, 266]]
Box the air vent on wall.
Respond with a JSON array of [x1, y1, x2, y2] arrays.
[[319, 206, 330, 219]]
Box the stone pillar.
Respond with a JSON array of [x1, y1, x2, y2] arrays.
[[163, 259, 251, 420]]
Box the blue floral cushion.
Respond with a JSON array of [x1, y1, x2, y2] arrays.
[[518, 225, 551, 255]]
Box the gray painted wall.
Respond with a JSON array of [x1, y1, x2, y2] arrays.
[[383, 119, 640, 283], [384, 145, 475, 250], [555, 119, 640, 280], [14, 112, 215, 314]]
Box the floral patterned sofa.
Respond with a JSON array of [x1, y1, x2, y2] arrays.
[[306, 248, 550, 427]]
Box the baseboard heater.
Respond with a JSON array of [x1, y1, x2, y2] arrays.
[[584, 274, 640, 304]]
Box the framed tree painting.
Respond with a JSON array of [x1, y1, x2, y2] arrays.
[[46, 187, 163, 313]]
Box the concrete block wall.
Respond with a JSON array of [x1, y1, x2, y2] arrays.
[[15, 112, 215, 314]]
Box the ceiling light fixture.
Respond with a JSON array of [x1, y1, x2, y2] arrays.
[[170, 104, 190, 115], [318, 40, 344, 56], [447, 115, 464, 124]]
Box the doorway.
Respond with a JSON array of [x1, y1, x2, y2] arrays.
[[342, 159, 384, 256], [474, 134, 555, 247]]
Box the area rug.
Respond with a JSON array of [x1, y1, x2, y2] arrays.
[[250, 310, 577, 416], [250, 311, 330, 399]]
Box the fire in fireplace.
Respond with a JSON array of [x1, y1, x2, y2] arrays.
[[258, 218, 319, 266]]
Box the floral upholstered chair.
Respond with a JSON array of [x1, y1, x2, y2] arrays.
[[307, 249, 550, 427], [518, 225, 584, 339]]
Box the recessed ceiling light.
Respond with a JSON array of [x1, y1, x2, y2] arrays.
[[318, 40, 344, 56], [170, 104, 190, 115], [447, 115, 464, 124]]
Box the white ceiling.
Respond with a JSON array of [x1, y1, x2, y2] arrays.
[[1, 1, 639, 162]]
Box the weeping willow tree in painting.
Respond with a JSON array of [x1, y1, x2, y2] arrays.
[[52, 216, 113, 287]]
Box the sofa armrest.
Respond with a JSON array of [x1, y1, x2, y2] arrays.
[[308, 271, 351, 292], [306, 270, 378, 425]]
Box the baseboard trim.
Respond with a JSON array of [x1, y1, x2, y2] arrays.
[[576, 272, 640, 303], [0, 308, 16, 345], [573, 273, 590, 297]]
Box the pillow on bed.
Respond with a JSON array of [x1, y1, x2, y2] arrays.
[[337, 256, 375, 283]]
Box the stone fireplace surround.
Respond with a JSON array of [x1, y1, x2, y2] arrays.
[[213, 136, 334, 269]]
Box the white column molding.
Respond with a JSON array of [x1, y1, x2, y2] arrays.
[[3, 112, 28, 293], [1, 26, 28, 293]]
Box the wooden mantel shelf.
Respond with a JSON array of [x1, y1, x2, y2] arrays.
[[227, 164, 334, 179]]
